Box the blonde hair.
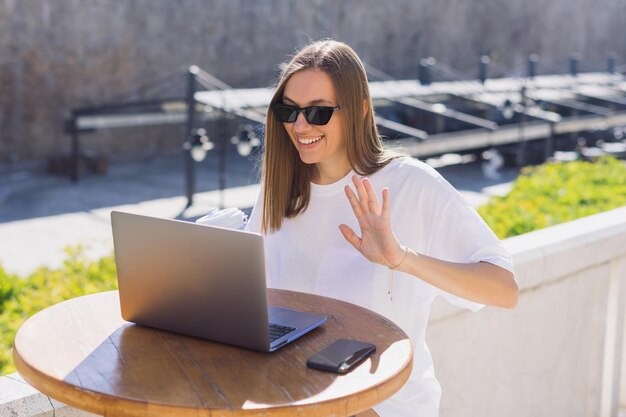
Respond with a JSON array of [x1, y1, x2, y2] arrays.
[[262, 39, 399, 233]]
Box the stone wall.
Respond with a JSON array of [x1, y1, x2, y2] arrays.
[[1, 0, 625, 166]]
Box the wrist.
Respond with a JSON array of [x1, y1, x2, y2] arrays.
[[388, 246, 408, 270]]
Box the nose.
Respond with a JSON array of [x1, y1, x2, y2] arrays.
[[293, 111, 311, 132]]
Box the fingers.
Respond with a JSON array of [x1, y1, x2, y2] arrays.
[[344, 185, 365, 219], [362, 178, 382, 214], [346, 175, 390, 220], [349, 175, 382, 214], [339, 224, 361, 250], [381, 187, 391, 221], [352, 175, 370, 215]]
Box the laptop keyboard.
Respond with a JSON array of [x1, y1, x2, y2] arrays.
[[269, 323, 296, 342]]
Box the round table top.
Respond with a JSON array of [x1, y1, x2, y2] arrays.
[[13, 290, 412, 417]]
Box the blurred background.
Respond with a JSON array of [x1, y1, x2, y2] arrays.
[[1, 0, 625, 167]]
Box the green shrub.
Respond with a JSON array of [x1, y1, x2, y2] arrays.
[[0, 269, 22, 314], [0, 246, 117, 376], [478, 157, 626, 239]]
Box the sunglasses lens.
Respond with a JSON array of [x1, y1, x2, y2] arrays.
[[273, 105, 297, 122], [305, 107, 333, 125], [273, 103, 337, 125]]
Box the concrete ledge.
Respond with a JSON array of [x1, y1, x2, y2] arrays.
[[506, 205, 626, 289], [430, 205, 626, 322], [0, 372, 98, 417], [428, 205, 626, 417]]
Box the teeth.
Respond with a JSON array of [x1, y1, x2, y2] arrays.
[[298, 136, 323, 145]]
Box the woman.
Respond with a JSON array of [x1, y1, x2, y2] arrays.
[[246, 39, 518, 417]]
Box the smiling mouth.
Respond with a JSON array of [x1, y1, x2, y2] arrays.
[[298, 135, 324, 145]]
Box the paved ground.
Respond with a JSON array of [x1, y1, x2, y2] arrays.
[[0, 150, 518, 276]]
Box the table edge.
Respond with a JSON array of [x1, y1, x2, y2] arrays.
[[12, 290, 414, 417]]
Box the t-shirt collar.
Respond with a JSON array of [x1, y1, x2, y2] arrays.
[[310, 168, 356, 197]]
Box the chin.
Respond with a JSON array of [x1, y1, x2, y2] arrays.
[[297, 152, 320, 166]]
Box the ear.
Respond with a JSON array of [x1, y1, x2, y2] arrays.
[[362, 99, 369, 119]]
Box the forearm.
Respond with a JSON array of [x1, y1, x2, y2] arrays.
[[394, 247, 518, 308]]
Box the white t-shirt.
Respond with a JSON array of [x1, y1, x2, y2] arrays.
[[246, 156, 513, 417]]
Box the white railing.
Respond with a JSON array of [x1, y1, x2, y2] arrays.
[[1, 206, 626, 417]]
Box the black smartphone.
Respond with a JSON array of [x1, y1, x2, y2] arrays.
[[306, 339, 376, 374]]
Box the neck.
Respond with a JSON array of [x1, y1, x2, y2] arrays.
[[311, 161, 352, 185]]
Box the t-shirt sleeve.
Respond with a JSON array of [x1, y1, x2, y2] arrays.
[[424, 175, 514, 311]]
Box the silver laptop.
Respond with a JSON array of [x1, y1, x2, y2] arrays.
[[110, 211, 326, 352]]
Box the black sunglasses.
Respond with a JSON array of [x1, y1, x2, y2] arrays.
[[271, 102, 341, 125]]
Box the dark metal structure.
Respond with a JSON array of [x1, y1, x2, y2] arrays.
[[66, 54, 626, 207]]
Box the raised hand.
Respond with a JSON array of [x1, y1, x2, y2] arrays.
[[339, 176, 406, 268]]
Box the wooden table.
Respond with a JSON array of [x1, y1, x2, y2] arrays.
[[13, 290, 412, 417]]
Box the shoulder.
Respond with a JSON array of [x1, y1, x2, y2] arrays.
[[375, 156, 451, 191], [384, 156, 437, 174], [372, 157, 469, 215]]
